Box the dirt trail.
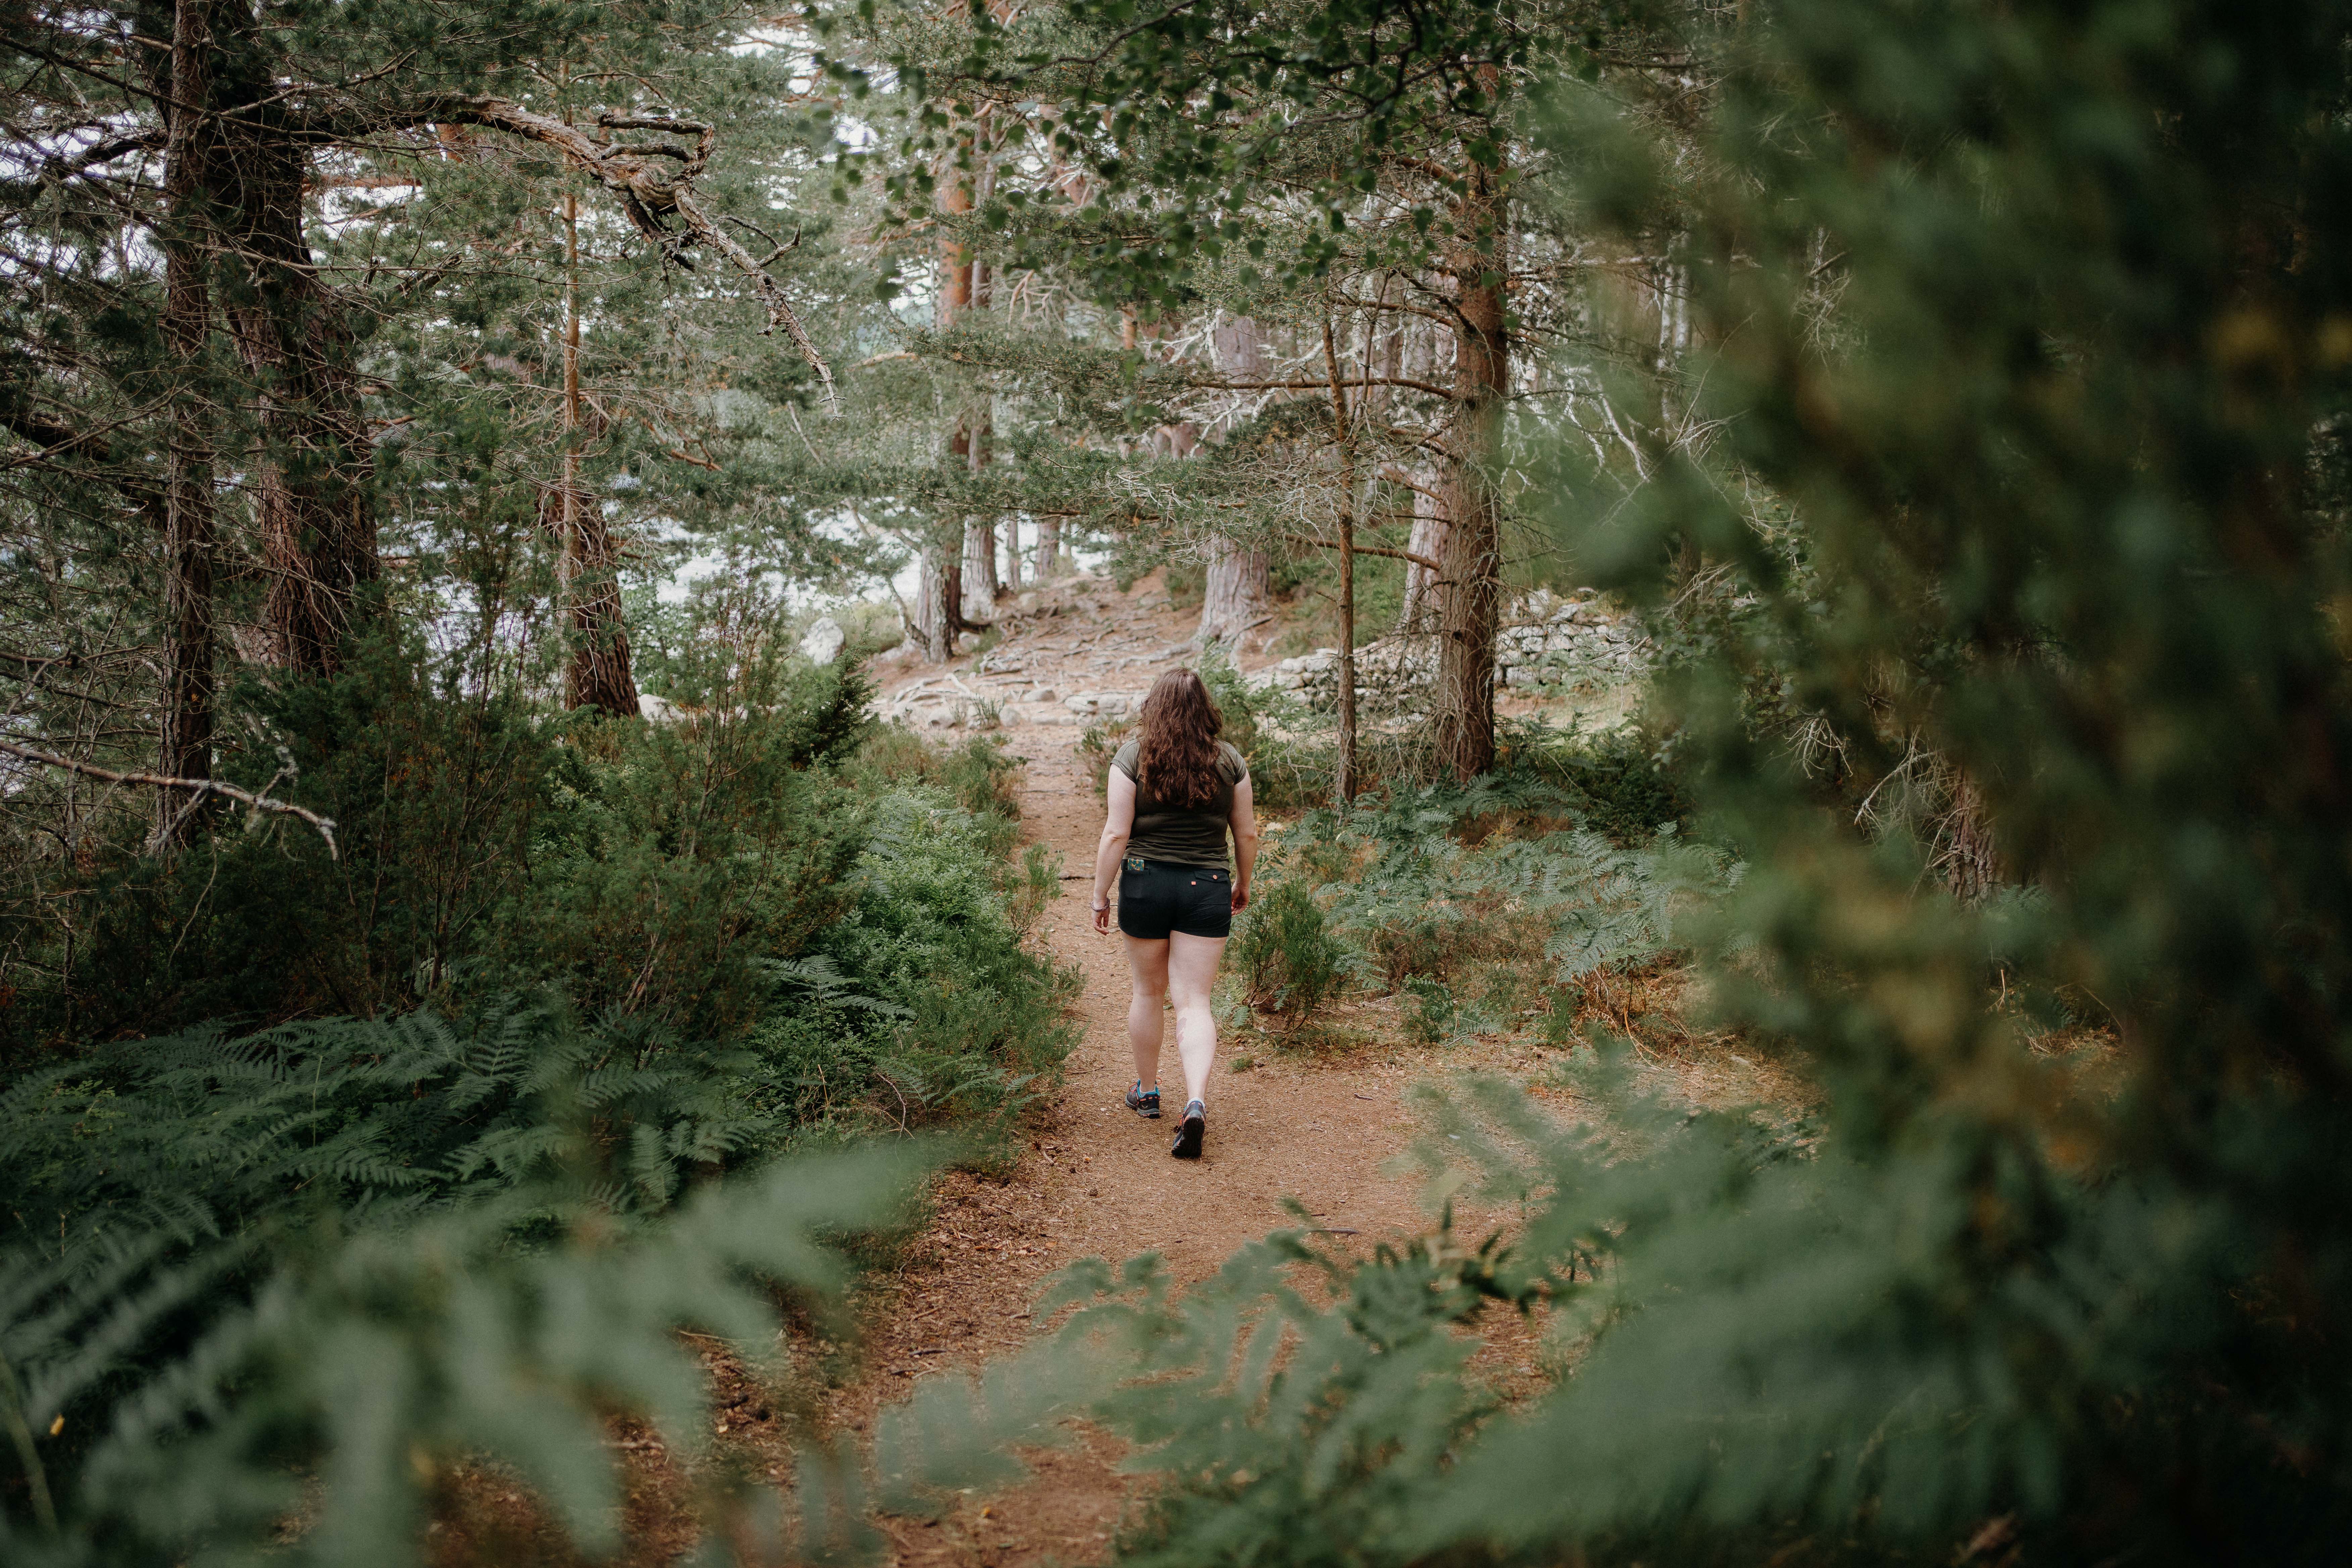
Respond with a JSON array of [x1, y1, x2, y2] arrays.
[[819, 573, 1507, 1567]]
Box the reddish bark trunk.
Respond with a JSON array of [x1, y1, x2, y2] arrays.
[[1434, 149, 1508, 784], [556, 189, 638, 717], [155, 0, 218, 849], [218, 121, 378, 675]]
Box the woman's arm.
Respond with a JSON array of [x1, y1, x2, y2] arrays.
[[1093, 769, 1138, 933], [1229, 775, 1260, 911]]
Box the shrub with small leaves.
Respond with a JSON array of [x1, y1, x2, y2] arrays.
[[1230, 877, 1350, 1026]]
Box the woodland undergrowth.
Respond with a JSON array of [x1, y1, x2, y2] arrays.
[[0, 641, 1076, 1566]]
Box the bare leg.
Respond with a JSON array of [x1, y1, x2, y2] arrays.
[[1166, 932, 1228, 1107], [1124, 935, 1171, 1090]]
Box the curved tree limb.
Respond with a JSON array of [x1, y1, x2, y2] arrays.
[[370, 95, 839, 413], [0, 739, 338, 858]]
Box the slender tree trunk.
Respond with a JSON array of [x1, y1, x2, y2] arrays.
[[218, 111, 379, 675], [1322, 318, 1359, 805], [155, 0, 217, 852], [556, 188, 638, 716], [1034, 519, 1061, 579], [1003, 518, 1022, 592], [937, 128, 993, 639], [1434, 139, 1509, 784]]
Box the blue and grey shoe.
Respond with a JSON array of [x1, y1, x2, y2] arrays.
[[1125, 1080, 1162, 1119], [1171, 1098, 1206, 1160]]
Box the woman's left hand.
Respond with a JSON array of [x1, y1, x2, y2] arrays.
[[1092, 898, 1111, 934]]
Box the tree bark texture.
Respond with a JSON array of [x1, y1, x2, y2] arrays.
[[154, 0, 218, 849], [216, 95, 379, 676], [1398, 470, 1450, 630], [915, 539, 961, 662], [939, 130, 996, 635], [547, 484, 640, 715], [1434, 148, 1509, 784], [1034, 519, 1061, 579], [962, 519, 999, 621], [1199, 543, 1271, 644], [556, 189, 638, 717], [1322, 318, 1359, 806], [1198, 314, 1272, 643]]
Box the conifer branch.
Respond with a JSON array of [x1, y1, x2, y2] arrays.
[[1190, 375, 1461, 400], [1280, 533, 1442, 572], [318, 94, 841, 414]]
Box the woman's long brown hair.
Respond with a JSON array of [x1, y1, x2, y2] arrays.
[[1135, 669, 1225, 808]]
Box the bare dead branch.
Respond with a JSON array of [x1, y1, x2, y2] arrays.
[[0, 739, 339, 858], [1280, 532, 1442, 572], [314, 94, 839, 412], [1191, 374, 1460, 401]]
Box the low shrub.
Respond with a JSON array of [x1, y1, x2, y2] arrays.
[[854, 728, 1027, 858], [0, 680, 1077, 1562], [1076, 714, 1133, 797], [1231, 781, 1734, 1048], [1494, 719, 1690, 845], [1229, 877, 1350, 1026]]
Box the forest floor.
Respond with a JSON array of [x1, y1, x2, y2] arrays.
[[774, 570, 1758, 1568], [827, 575, 1523, 1567], [435, 571, 1778, 1566]]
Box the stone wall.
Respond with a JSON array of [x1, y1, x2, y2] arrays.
[[1246, 588, 1650, 710]]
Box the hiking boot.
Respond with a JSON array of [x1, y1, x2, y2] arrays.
[[1125, 1080, 1162, 1120], [1171, 1099, 1206, 1160]]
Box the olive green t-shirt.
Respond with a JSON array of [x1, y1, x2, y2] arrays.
[[1112, 738, 1248, 868]]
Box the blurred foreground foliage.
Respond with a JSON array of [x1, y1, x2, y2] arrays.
[[932, 0, 2352, 1564]]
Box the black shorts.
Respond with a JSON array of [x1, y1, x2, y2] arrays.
[[1116, 856, 1234, 940]]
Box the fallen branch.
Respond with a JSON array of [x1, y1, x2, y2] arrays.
[[0, 740, 339, 858]]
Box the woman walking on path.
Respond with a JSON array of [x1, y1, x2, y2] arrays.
[[1090, 670, 1259, 1159]]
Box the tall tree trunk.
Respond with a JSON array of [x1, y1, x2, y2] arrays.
[[556, 188, 638, 716], [1199, 314, 1272, 643], [1433, 142, 1509, 784], [937, 129, 992, 640], [1322, 318, 1359, 805], [1199, 545, 1271, 644], [1034, 519, 1061, 579], [155, 0, 217, 851], [962, 519, 999, 621], [1003, 518, 1022, 592], [915, 536, 960, 662], [218, 112, 378, 675], [1386, 309, 1451, 632]]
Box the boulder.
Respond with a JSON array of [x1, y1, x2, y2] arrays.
[[1063, 691, 1140, 718], [800, 616, 846, 665]]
